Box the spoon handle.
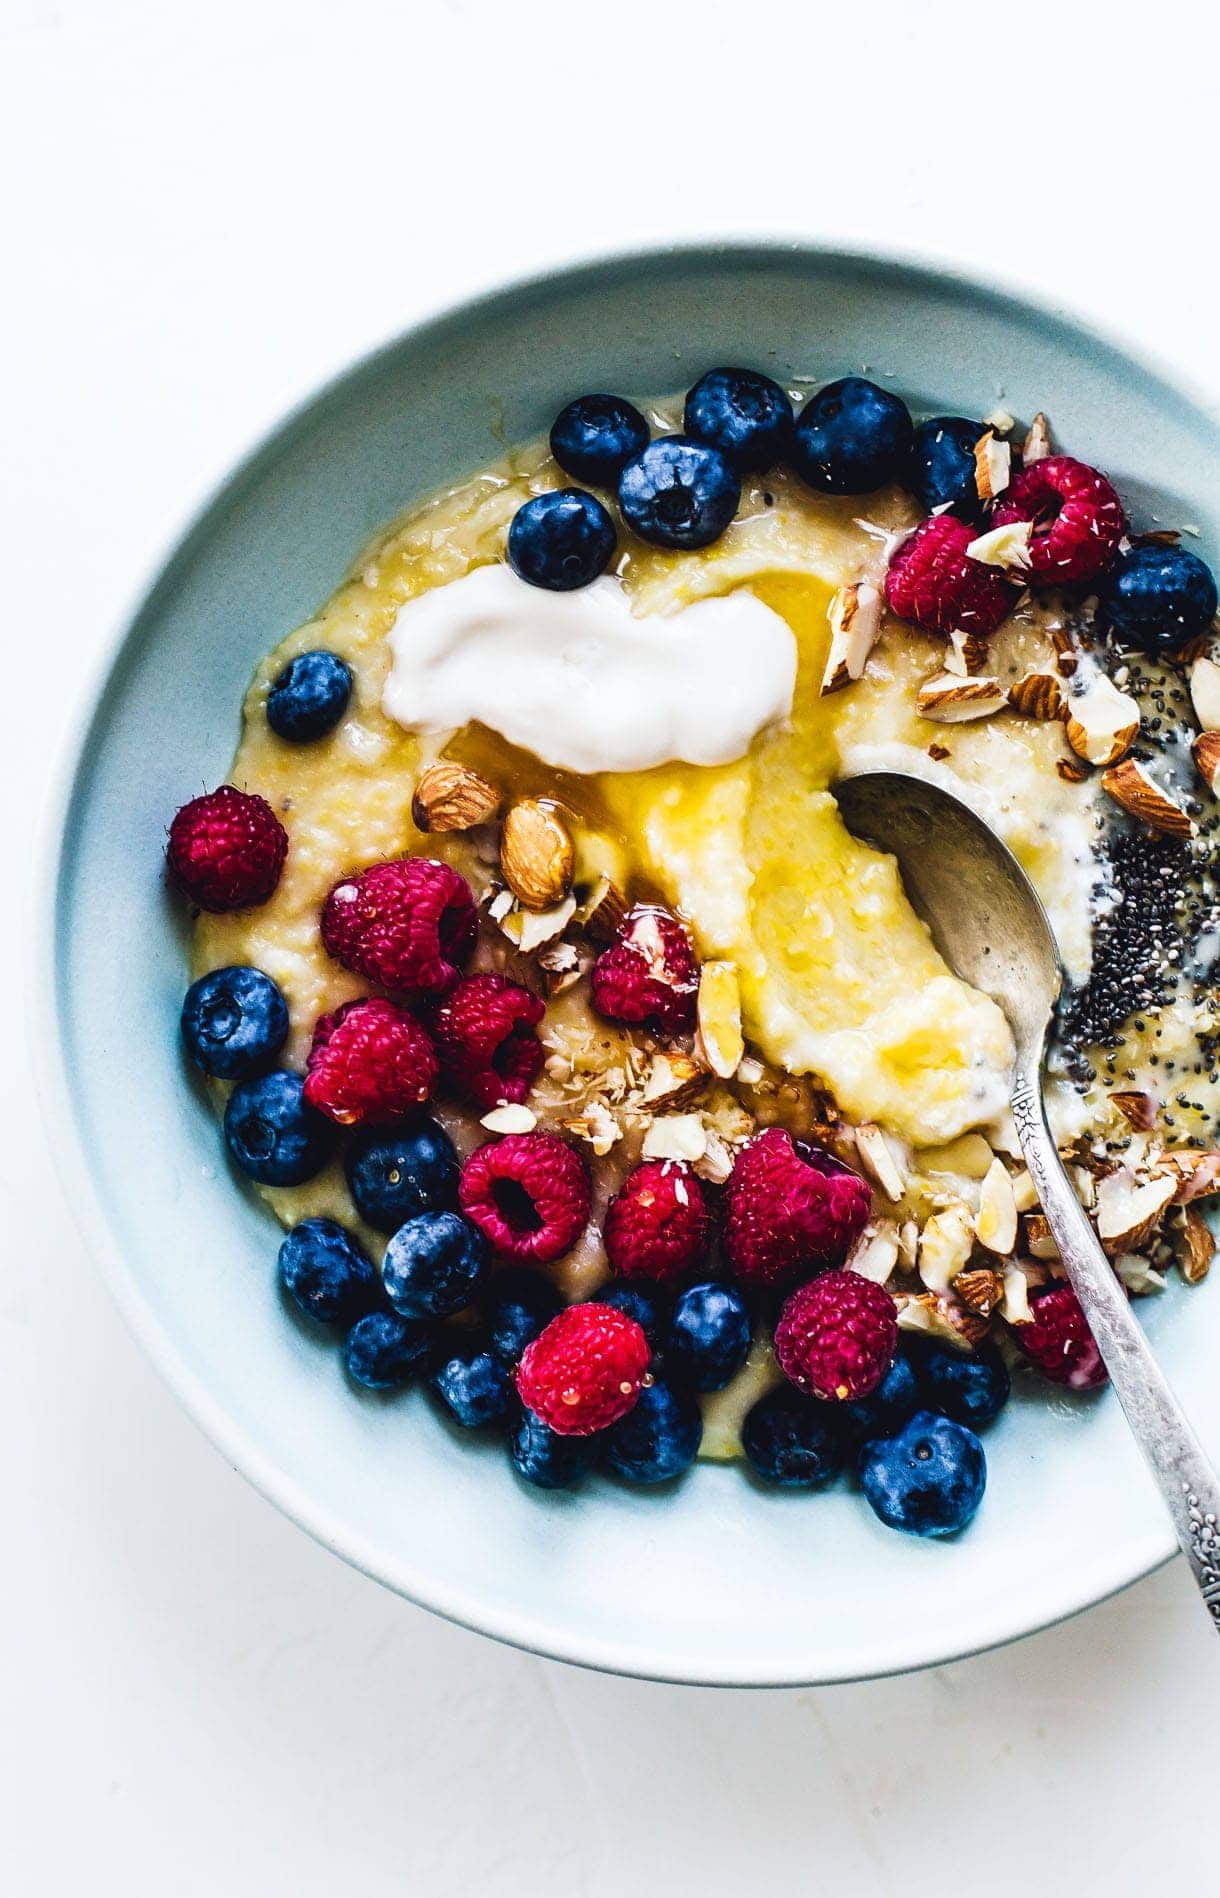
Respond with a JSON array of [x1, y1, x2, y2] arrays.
[[1012, 1074, 1220, 1633]]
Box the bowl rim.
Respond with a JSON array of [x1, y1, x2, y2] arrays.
[[34, 236, 1204, 1686]]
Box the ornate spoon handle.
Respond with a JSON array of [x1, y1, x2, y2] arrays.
[[1011, 1072, 1220, 1630]]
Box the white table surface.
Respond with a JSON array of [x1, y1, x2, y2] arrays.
[[6, 1, 1220, 1891]]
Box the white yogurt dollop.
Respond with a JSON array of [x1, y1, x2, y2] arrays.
[[382, 565, 797, 774]]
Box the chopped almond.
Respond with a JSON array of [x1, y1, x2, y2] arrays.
[[975, 1158, 1018, 1256], [1101, 758, 1196, 838], [1063, 675, 1140, 767], [917, 673, 1008, 722], [821, 582, 883, 694], [1189, 656, 1220, 732]]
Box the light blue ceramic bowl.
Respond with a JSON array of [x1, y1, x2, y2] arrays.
[[39, 244, 1220, 1684]]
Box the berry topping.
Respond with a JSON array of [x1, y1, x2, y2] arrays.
[[343, 1116, 459, 1233], [167, 785, 288, 913], [460, 1131, 591, 1265], [484, 1267, 563, 1365], [683, 366, 794, 472], [884, 512, 1016, 640], [382, 1209, 490, 1320], [1098, 543, 1218, 654], [604, 1160, 710, 1284], [429, 1342, 515, 1428], [723, 1128, 872, 1287], [223, 1069, 334, 1186], [1014, 1283, 1108, 1390], [507, 488, 617, 591], [595, 1280, 670, 1348], [742, 1386, 846, 1488], [603, 1376, 702, 1483], [320, 857, 477, 996], [589, 907, 699, 1036], [912, 1338, 1011, 1428], [909, 416, 986, 522], [180, 965, 288, 1081], [278, 1217, 378, 1325], [303, 998, 437, 1126], [432, 972, 546, 1110], [617, 436, 740, 550], [509, 1411, 599, 1489], [840, 1348, 920, 1444], [667, 1281, 751, 1393], [992, 454, 1125, 584], [344, 1310, 435, 1390], [266, 649, 353, 742], [550, 393, 650, 487], [793, 377, 915, 495], [774, 1270, 898, 1402], [858, 1410, 987, 1537], [516, 1301, 650, 1436]]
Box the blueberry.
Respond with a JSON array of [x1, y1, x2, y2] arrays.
[[667, 1282, 751, 1393], [550, 393, 650, 486], [278, 1216, 378, 1325], [382, 1210, 489, 1319], [485, 1268, 562, 1365], [596, 1281, 670, 1350], [507, 488, 616, 590], [793, 377, 915, 495], [430, 1341, 514, 1428], [618, 436, 740, 550], [840, 1349, 920, 1443], [344, 1310, 434, 1389], [266, 649, 353, 742], [741, 1386, 845, 1488], [603, 1377, 702, 1484], [344, 1117, 459, 1233], [913, 1340, 1010, 1429], [909, 416, 985, 521], [510, 1411, 599, 1489], [1098, 543, 1218, 655], [181, 965, 288, 1080], [858, 1410, 986, 1537], [683, 367, 793, 472], [223, 1069, 334, 1185]]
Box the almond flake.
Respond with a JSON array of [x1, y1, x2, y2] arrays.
[[917, 673, 1007, 723], [917, 1201, 975, 1291], [1113, 1251, 1166, 1296], [1188, 656, 1220, 732], [954, 1266, 1004, 1317], [982, 407, 1015, 435], [1110, 1089, 1158, 1132], [1155, 1149, 1220, 1203], [1011, 1168, 1037, 1213], [562, 1100, 621, 1157], [576, 874, 628, 944], [1192, 730, 1220, 794], [821, 581, 883, 695], [1064, 675, 1140, 767], [897, 1292, 983, 1350], [1094, 1166, 1177, 1255], [1173, 1206, 1215, 1285], [943, 627, 991, 676], [965, 520, 1033, 572], [973, 430, 1011, 501], [480, 1103, 538, 1134], [975, 1158, 1018, 1256], [642, 1114, 708, 1164], [1021, 411, 1052, 464], [1001, 1263, 1036, 1325], [846, 1220, 900, 1284], [1007, 669, 1064, 720], [854, 1123, 907, 1203], [499, 895, 577, 952], [1101, 758, 1196, 838], [641, 1051, 710, 1113]]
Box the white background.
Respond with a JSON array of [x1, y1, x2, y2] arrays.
[[5, 2, 1220, 1892]]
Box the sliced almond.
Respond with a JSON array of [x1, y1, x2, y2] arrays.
[[954, 1266, 1004, 1318], [1063, 675, 1140, 767], [846, 1219, 900, 1285], [1113, 1251, 1166, 1296], [1021, 411, 1052, 464], [1007, 670, 1063, 720], [576, 874, 628, 944], [975, 1158, 1018, 1256], [1001, 1262, 1037, 1325], [1188, 656, 1220, 732], [973, 429, 1011, 502], [1192, 730, 1220, 795], [1011, 1168, 1038, 1213], [1050, 624, 1079, 676], [1101, 758, 1197, 838], [501, 800, 575, 910], [897, 1291, 986, 1351], [982, 407, 1015, 436], [1094, 1166, 1177, 1255], [965, 520, 1033, 572], [854, 1123, 907, 1203], [641, 1114, 708, 1165], [917, 1201, 975, 1291], [695, 961, 745, 1079], [943, 627, 992, 677], [1173, 1206, 1215, 1285], [821, 582, 883, 695], [1057, 756, 1090, 783], [498, 894, 577, 953], [480, 1103, 538, 1134], [1110, 1089, 1159, 1131], [412, 760, 502, 834], [641, 1051, 710, 1113], [536, 938, 591, 997], [917, 673, 1008, 723], [1023, 1213, 1060, 1261], [1155, 1149, 1220, 1203], [562, 1100, 621, 1157]]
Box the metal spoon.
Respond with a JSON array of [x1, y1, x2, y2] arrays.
[[836, 768, 1220, 1631]]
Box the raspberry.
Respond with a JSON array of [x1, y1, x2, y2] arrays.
[[460, 1131, 591, 1266], [1014, 1283, 1108, 1390], [604, 1161, 710, 1283], [992, 455, 1125, 585], [303, 998, 438, 1125], [320, 857, 477, 996], [166, 786, 287, 913], [884, 513, 1016, 640], [516, 1302, 650, 1435], [724, 1128, 871, 1287], [432, 972, 546, 1110], [590, 908, 698, 1037], [774, 1270, 898, 1402]]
